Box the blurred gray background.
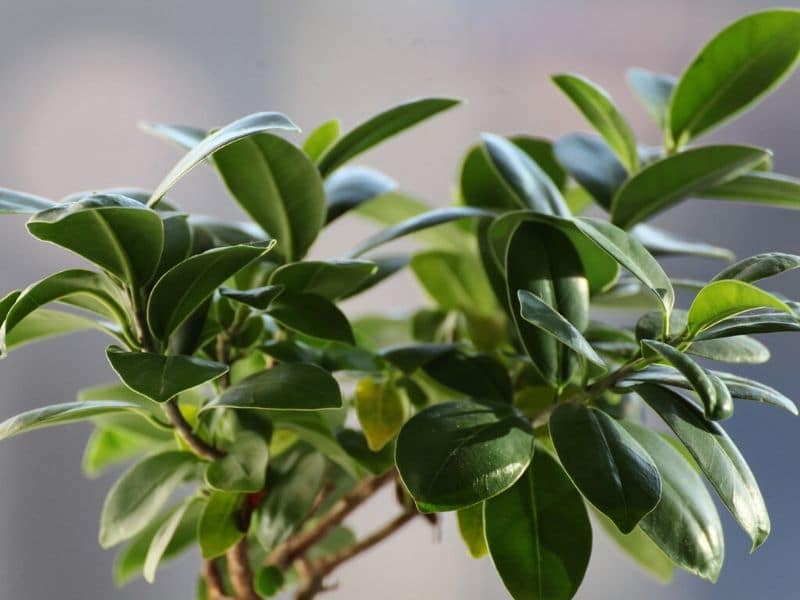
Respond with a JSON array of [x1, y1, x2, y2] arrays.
[[0, 1, 799, 598]]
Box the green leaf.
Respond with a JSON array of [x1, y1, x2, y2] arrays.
[[254, 566, 286, 598], [340, 254, 409, 299], [410, 250, 496, 315], [139, 122, 206, 150], [155, 213, 193, 281], [460, 136, 566, 211], [28, 194, 164, 286], [686, 280, 791, 336], [0, 400, 144, 441], [324, 166, 396, 223], [484, 449, 591, 600], [253, 452, 328, 551], [143, 497, 201, 583], [574, 217, 674, 320], [517, 290, 605, 369], [205, 431, 269, 492], [114, 495, 203, 585], [553, 133, 627, 209], [317, 97, 460, 176], [147, 112, 299, 206], [457, 503, 488, 558], [0, 188, 55, 214], [626, 68, 676, 130], [712, 252, 800, 283], [379, 343, 457, 374], [106, 346, 227, 403], [267, 291, 355, 344], [303, 119, 340, 163], [198, 491, 244, 559], [594, 509, 674, 583], [687, 336, 770, 365], [204, 363, 341, 411], [506, 222, 589, 386], [348, 206, 493, 258], [552, 73, 639, 172], [422, 351, 513, 404], [611, 145, 770, 229], [395, 399, 534, 512], [5, 309, 114, 352], [643, 340, 733, 420], [219, 285, 284, 310], [212, 133, 326, 260], [269, 259, 377, 300], [700, 171, 800, 208], [669, 9, 800, 145], [695, 312, 800, 340], [621, 421, 724, 582], [336, 428, 395, 476], [99, 451, 199, 548], [82, 427, 155, 478], [147, 242, 272, 341], [632, 224, 733, 262], [550, 403, 661, 533], [480, 133, 569, 215], [354, 376, 407, 452], [636, 384, 770, 550]]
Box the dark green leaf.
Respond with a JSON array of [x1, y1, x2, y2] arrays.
[[204, 363, 341, 411], [324, 166, 396, 223], [339, 254, 409, 299], [550, 403, 661, 532], [0, 400, 144, 441], [712, 252, 800, 283], [669, 9, 800, 145], [303, 119, 340, 163], [154, 213, 193, 280], [517, 290, 605, 369], [626, 68, 677, 130], [423, 351, 513, 404], [219, 285, 284, 310], [205, 431, 269, 492], [147, 242, 272, 341], [632, 224, 733, 262], [267, 291, 354, 344], [317, 97, 460, 176], [395, 399, 534, 512], [553, 133, 627, 209], [269, 259, 377, 300], [611, 146, 770, 229], [700, 171, 800, 208], [687, 336, 770, 364], [552, 73, 639, 172], [379, 343, 457, 374], [621, 421, 723, 582], [106, 346, 227, 403], [686, 280, 790, 335], [147, 112, 299, 206], [643, 339, 733, 420], [695, 312, 800, 340], [28, 194, 164, 286], [198, 491, 244, 559], [0, 188, 55, 214], [636, 384, 770, 549], [484, 449, 591, 600], [99, 451, 199, 548], [336, 428, 395, 475]]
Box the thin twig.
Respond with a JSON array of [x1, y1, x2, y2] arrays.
[[203, 559, 231, 600], [269, 470, 395, 569], [163, 398, 224, 460]]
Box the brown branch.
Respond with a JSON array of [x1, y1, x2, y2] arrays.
[[163, 398, 224, 460], [226, 537, 260, 600], [294, 510, 418, 600], [203, 559, 231, 600], [269, 470, 395, 569]]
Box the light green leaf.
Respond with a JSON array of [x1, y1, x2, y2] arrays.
[[99, 451, 199, 548], [669, 9, 800, 145], [686, 280, 791, 335], [552, 73, 638, 172], [517, 290, 605, 369], [700, 171, 800, 208], [626, 68, 677, 130], [317, 97, 460, 176], [143, 497, 201, 583], [643, 339, 733, 420], [457, 503, 488, 559], [550, 403, 661, 533], [147, 112, 299, 207], [205, 431, 269, 492], [636, 384, 770, 550], [395, 399, 534, 512], [303, 119, 340, 163], [632, 224, 733, 262], [611, 145, 770, 229], [687, 336, 770, 365], [28, 194, 164, 286], [106, 346, 227, 403], [5, 309, 114, 352], [198, 491, 244, 559], [82, 427, 156, 478], [354, 376, 408, 452], [147, 242, 272, 342], [204, 363, 341, 411], [695, 312, 800, 340], [411, 250, 496, 315], [484, 449, 591, 600]]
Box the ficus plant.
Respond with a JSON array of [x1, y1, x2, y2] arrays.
[[2, 8, 800, 600]]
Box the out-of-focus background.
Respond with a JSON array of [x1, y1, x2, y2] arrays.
[[0, 1, 798, 598]]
